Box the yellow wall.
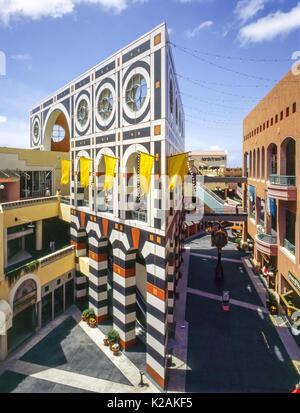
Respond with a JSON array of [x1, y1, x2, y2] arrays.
[[2, 199, 60, 229], [0, 250, 75, 301], [78, 257, 89, 277], [59, 202, 71, 223], [0, 147, 70, 196]]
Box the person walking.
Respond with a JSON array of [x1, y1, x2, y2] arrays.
[[45, 187, 51, 196]]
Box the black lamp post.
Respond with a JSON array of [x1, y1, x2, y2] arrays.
[[211, 221, 228, 282]]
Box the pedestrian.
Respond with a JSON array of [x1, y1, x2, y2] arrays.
[[291, 383, 300, 393], [45, 187, 51, 196], [50, 240, 55, 252]]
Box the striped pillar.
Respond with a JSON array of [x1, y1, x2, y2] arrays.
[[71, 227, 88, 301], [88, 239, 109, 323], [112, 250, 136, 350], [146, 279, 168, 389]]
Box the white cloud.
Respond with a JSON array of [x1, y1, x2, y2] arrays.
[[11, 54, 31, 60], [0, 0, 141, 24], [168, 27, 173, 35], [184, 21, 213, 38], [234, 0, 268, 24], [209, 145, 221, 150], [0, 116, 7, 124], [238, 2, 300, 44], [0, 118, 29, 148]]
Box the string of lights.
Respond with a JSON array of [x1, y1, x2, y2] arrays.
[[176, 73, 273, 88], [169, 42, 289, 82], [169, 41, 295, 63]]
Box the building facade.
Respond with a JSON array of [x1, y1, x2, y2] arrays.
[[29, 23, 185, 389], [243, 69, 300, 315], [0, 148, 74, 361]]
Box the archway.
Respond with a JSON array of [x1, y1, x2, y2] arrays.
[[267, 143, 277, 179], [243, 152, 248, 177], [43, 107, 70, 152], [280, 137, 296, 176], [249, 151, 252, 177], [261, 146, 265, 180], [75, 150, 91, 208], [7, 277, 39, 353], [95, 152, 114, 214], [257, 148, 260, 179], [125, 152, 148, 222]]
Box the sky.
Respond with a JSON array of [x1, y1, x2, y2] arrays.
[[0, 0, 300, 167]]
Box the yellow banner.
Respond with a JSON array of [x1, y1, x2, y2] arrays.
[[61, 159, 70, 185], [139, 152, 154, 195], [169, 153, 188, 190], [103, 155, 117, 191], [80, 157, 91, 188]]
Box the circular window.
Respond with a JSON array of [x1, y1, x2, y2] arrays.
[[33, 121, 39, 139], [125, 74, 147, 112], [170, 79, 173, 116], [52, 124, 66, 142], [98, 88, 113, 121], [77, 99, 89, 127]]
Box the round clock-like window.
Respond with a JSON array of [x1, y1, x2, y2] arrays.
[[77, 99, 89, 127], [125, 74, 147, 112], [98, 88, 113, 121], [33, 121, 39, 139]]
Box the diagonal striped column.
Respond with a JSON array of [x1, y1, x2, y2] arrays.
[[71, 226, 88, 301], [146, 279, 168, 389], [88, 238, 109, 323], [112, 250, 136, 350]]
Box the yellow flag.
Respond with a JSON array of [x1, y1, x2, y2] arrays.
[[80, 157, 91, 188], [139, 152, 154, 196], [61, 159, 70, 185], [103, 155, 117, 191], [169, 153, 188, 190]]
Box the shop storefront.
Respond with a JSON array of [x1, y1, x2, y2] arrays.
[[280, 272, 300, 317]]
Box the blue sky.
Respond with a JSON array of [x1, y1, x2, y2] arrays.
[[0, 0, 300, 166]]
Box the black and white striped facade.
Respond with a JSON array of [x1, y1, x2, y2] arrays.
[[30, 22, 185, 390]]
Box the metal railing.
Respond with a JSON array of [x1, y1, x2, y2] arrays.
[[269, 174, 296, 186], [283, 238, 295, 256], [257, 232, 277, 244], [127, 210, 147, 222], [1, 196, 58, 210]]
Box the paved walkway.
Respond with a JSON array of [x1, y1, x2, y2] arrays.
[[169, 233, 300, 393], [0, 306, 159, 393]]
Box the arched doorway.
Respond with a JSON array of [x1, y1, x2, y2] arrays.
[[95, 154, 114, 214], [267, 143, 277, 179], [43, 107, 70, 152], [7, 278, 39, 353], [280, 137, 296, 176], [125, 152, 148, 222]]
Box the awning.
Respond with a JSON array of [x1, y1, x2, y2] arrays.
[[0, 169, 20, 183], [231, 225, 243, 230]]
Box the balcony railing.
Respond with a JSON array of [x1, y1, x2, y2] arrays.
[[257, 233, 277, 244], [283, 238, 295, 256], [128, 210, 147, 222], [269, 174, 296, 186], [1, 196, 58, 210]]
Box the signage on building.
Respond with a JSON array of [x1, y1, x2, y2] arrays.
[[288, 272, 300, 292]]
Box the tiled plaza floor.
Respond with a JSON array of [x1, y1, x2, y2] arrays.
[[0, 307, 158, 393]]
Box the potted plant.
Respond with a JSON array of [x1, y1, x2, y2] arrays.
[[82, 309, 89, 322], [103, 335, 109, 346], [107, 330, 120, 350], [89, 317, 97, 328], [112, 343, 120, 356], [85, 308, 95, 323]]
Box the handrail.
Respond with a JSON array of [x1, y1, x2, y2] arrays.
[[269, 174, 296, 186], [1, 196, 58, 210], [39, 245, 75, 267], [257, 232, 277, 244]]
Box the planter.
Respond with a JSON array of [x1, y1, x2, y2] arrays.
[[89, 318, 97, 328], [109, 341, 117, 350], [103, 337, 109, 346], [112, 343, 120, 356]]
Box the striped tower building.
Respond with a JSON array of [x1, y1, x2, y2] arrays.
[[29, 22, 185, 389]]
